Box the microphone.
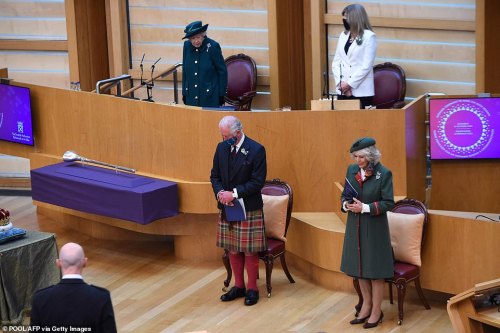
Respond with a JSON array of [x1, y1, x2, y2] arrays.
[[322, 71, 327, 98], [140, 53, 145, 85], [143, 57, 161, 103], [339, 63, 343, 97], [149, 57, 161, 87]]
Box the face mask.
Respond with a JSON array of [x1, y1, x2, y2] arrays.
[[224, 136, 237, 146], [343, 18, 350, 31]]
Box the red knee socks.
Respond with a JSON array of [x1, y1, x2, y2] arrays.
[[245, 254, 259, 291], [229, 252, 245, 289]]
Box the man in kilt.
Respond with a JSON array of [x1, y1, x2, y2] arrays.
[[210, 115, 267, 306]]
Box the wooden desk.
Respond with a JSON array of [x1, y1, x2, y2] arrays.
[[447, 278, 500, 333], [0, 231, 59, 325]]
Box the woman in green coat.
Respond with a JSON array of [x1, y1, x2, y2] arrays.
[[340, 137, 394, 329], [181, 21, 227, 108]]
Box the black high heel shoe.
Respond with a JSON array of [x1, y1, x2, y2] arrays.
[[350, 313, 370, 325], [363, 311, 383, 329]]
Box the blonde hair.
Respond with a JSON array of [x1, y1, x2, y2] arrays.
[[342, 4, 373, 38]]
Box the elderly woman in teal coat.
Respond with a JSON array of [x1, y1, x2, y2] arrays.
[[182, 21, 228, 108], [340, 137, 395, 329]]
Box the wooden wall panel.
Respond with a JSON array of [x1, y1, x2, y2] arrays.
[[430, 159, 500, 213], [268, 0, 306, 110], [328, 1, 475, 21], [65, 0, 110, 91], [325, 0, 476, 102], [0, 1, 65, 17], [478, 0, 500, 93], [288, 210, 500, 295], [0, 51, 69, 71], [0, 0, 69, 89], [0, 83, 428, 213], [420, 212, 500, 294], [127, 0, 270, 110]]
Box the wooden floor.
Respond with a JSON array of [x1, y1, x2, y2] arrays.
[[3, 194, 455, 333]]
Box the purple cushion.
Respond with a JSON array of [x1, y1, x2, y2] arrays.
[[393, 261, 419, 280]]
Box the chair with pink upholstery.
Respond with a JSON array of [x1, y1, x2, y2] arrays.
[[372, 62, 406, 109], [354, 198, 431, 325], [224, 54, 257, 111], [222, 179, 295, 297]]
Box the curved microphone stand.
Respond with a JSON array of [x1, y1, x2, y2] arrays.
[[62, 151, 136, 173]]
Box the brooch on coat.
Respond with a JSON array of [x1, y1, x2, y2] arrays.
[[376, 171, 381, 180], [240, 148, 249, 155], [207, 43, 211, 52]]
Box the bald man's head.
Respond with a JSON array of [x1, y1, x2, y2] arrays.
[[57, 242, 87, 274]]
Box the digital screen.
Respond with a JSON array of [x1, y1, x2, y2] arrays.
[[429, 97, 500, 160], [0, 84, 34, 146]]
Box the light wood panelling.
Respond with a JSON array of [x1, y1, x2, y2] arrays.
[[430, 159, 500, 213], [0, 19, 67, 39], [129, 7, 268, 28], [0, 51, 69, 71], [0, 83, 428, 214], [328, 1, 475, 21], [65, 0, 110, 91], [421, 212, 500, 293], [2, 72, 69, 89], [0, 0, 68, 89], [105, 0, 130, 89], [405, 80, 475, 98], [129, 0, 267, 10], [130, 26, 268, 47], [0, 1, 66, 17], [289, 210, 500, 295], [478, 0, 500, 93], [0, 40, 67, 51]]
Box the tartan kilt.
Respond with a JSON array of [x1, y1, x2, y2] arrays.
[[217, 209, 267, 253]]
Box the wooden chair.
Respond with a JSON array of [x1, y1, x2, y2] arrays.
[[354, 198, 431, 325], [372, 62, 406, 109], [222, 179, 295, 297], [224, 54, 257, 111]]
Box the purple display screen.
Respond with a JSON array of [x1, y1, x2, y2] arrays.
[[0, 84, 34, 146], [429, 97, 500, 160]]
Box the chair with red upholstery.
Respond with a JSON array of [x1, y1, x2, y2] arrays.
[[222, 179, 295, 297], [224, 53, 257, 111], [372, 62, 406, 109], [354, 198, 431, 325]]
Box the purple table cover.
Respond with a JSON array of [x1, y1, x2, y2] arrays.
[[31, 162, 179, 224]]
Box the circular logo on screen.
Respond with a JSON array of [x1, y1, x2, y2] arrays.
[[433, 100, 492, 158]]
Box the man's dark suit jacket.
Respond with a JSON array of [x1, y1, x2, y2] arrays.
[[30, 278, 117, 333], [210, 136, 267, 211]]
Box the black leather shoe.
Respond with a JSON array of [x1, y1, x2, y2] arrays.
[[350, 314, 370, 325], [363, 312, 383, 329], [220, 286, 246, 302], [244, 289, 259, 306]]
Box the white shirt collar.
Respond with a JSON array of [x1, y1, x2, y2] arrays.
[[62, 274, 83, 279], [235, 133, 245, 151]]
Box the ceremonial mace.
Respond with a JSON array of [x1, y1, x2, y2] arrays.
[[62, 151, 136, 173]]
